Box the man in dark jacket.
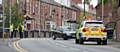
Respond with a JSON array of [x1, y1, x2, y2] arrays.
[[18, 25, 23, 38]]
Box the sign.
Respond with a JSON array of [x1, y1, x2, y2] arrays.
[[26, 20, 32, 24]]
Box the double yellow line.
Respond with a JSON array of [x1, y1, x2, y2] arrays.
[[13, 40, 28, 52]]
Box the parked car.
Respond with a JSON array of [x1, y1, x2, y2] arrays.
[[52, 26, 76, 40], [75, 20, 107, 45]]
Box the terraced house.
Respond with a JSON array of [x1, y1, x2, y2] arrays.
[[20, 0, 78, 35], [96, 0, 120, 41]]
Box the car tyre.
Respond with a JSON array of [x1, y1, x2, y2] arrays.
[[97, 40, 101, 45], [75, 39, 79, 44], [52, 35, 56, 40], [80, 38, 84, 44], [102, 40, 107, 45], [63, 37, 68, 40], [63, 35, 68, 40]]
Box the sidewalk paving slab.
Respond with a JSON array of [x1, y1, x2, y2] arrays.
[[108, 40, 120, 49]]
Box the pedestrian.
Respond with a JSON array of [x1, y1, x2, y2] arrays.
[[10, 24, 13, 38], [13, 27, 17, 38], [18, 25, 24, 38]]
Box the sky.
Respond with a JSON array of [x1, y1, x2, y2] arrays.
[[0, 0, 2, 4], [78, 0, 98, 12], [90, 0, 98, 8], [82, 0, 98, 8], [0, 0, 98, 6]]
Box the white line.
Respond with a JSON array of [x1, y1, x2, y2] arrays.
[[69, 47, 80, 51]]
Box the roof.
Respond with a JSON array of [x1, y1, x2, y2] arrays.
[[40, 0, 77, 11], [41, 0, 61, 7]]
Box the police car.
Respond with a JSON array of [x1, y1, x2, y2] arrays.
[[75, 20, 107, 45]]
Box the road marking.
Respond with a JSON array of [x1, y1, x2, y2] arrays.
[[56, 43, 68, 48], [69, 47, 80, 50], [13, 40, 28, 52], [83, 51, 89, 52]]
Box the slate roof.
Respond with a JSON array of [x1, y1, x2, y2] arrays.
[[40, 0, 78, 11]]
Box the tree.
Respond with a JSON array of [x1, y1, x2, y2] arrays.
[[2, 0, 24, 28], [99, 0, 108, 4], [11, 4, 24, 27]]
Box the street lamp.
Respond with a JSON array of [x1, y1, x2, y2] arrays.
[[102, 0, 104, 21], [84, 0, 86, 17]]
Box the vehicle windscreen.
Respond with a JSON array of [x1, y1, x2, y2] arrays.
[[85, 22, 104, 27]]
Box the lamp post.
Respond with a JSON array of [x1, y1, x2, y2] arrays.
[[9, 0, 12, 38], [102, 0, 104, 21], [84, 0, 86, 17]]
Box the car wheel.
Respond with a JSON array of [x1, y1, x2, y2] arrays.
[[52, 35, 56, 40], [80, 38, 84, 44], [63, 37, 68, 40], [102, 40, 107, 45], [75, 39, 79, 44], [97, 40, 101, 45], [63, 35, 68, 40]]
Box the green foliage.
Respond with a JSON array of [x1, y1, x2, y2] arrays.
[[99, 0, 108, 4], [0, 22, 2, 28], [3, 1, 24, 28], [11, 4, 24, 27], [4, 1, 10, 28]]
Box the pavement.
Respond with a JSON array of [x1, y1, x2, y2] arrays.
[[0, 38, 18, 52], [109, 40, 120, 49]]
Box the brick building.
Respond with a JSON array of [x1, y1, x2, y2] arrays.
[[21, 0, 77, 33], [96, 0, 120, 41], [96, 0, 113, 24], [71, 0, 82, 4]]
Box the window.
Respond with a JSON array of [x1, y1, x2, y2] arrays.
[[85, 22, 103, 27]]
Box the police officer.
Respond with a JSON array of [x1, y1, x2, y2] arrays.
[[10, 24, 14, 38], [18, 25, 24, 38]]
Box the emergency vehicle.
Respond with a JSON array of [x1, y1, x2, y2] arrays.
[[75, 20, 107, 45]]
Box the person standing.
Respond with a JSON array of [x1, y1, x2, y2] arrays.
[[10, 24, 13, 38], [18, 25, 24, 38]]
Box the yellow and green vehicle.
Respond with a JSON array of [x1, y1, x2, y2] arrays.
[[75, 20, 107, 45]]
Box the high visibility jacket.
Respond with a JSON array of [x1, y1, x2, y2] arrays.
[[22, 25, 24, 32], [18, 25, 24, 32], [10, 24, 13, 32]]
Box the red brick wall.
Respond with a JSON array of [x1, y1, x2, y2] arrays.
[[96, 1, 120, 41], [96, 2, 113, 24], [96, 3, 112, 19], [24, 0, 77, 31], [72, 0, 82, 4], [116, 21, 120, 41]]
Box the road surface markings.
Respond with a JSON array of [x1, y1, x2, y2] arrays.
[[13, 40, 28, 52], [69, 47, 80, 50]]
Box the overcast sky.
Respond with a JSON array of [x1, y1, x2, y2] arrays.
[[0, 0, 2, 4], [90, 0, 98, 8]]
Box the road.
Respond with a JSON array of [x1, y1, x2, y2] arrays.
[[14, 38, 120, 52]]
